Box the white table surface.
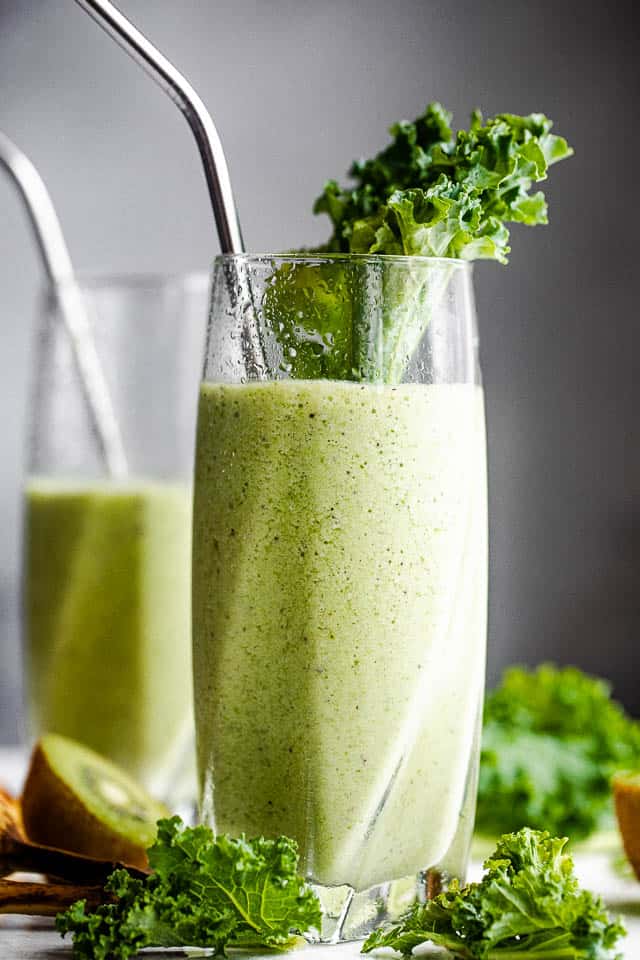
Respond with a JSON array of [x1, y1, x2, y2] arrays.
[[2, 747, 640, 959]]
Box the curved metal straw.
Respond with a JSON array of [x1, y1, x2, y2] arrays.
[[74, 0, 244, 255], [0, 131, 128, 478]]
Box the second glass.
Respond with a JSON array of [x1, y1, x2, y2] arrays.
[[23, 272, 208, 801], [193, 255, 488, 940]]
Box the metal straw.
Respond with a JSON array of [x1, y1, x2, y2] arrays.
[[74, 0, 244, 255], [0, 131, 128, 478]]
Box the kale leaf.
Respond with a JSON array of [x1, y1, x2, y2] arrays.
[[315, 103, 573, 263], [362, 827, 625, 959], [477, 665, 640, 841], [56, 816, 321, 959], [268, 104, 571, 384]]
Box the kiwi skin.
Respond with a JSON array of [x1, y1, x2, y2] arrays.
[[21, 736, 169, 871], [613, 772, 640, 880]]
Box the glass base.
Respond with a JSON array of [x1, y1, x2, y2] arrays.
[[308, 869, 444, 943]]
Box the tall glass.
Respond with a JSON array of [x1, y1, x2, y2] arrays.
[[23, 272, 208, 801], [192, 255, 487, 940]]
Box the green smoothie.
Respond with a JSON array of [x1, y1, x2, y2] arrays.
[[24, 478, 193, 792], [193, 379, 487, 890]]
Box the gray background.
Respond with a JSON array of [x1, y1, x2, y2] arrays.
[[0, 0, 637, 742]]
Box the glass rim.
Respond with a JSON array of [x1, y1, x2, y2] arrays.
[[214, 252, 472, 270], [44, 269, 211, 294]]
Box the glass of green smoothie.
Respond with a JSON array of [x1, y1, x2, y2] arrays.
[[23, 272, 208, 802], [193, 253, 487, 940]]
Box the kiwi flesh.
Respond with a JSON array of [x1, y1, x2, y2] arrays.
[[21, 734, 170, 870]]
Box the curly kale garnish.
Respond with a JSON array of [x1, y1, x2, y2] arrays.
[[265, 104, 572, 383], [477, 664, 640, 841], [56, 816, 321, 959], [363, 827, 625, 959], [315, 103, 573, 263]]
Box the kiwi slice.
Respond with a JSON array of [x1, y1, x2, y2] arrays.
[[613, 771, 640, 880], [21, 734, 170, 870]]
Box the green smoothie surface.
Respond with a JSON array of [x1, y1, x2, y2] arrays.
[[193, 378, 487, 889], [24, 477, 193, 793]]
